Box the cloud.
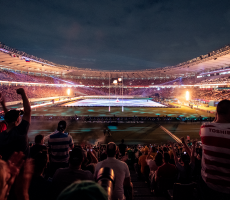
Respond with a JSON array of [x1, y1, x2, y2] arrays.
[[0, 0, 230, 70]]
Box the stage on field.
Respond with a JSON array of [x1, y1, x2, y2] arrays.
[[61, 99, 166, 107]]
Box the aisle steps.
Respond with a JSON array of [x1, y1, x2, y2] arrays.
[[130, 169, 167, 200]]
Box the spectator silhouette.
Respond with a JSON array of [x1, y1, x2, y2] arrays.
[[0, 88, 31, 160], [48, 121, 74, 176], [51, 147, 93, 200], [199, 99, 230, 200], [94, 142, 132, 200], [30, 134, 47, 158]]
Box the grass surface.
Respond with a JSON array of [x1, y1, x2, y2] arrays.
[[31, 104, 215, 118], [29, 120, 203, 145], [170, 103, 216, 112], [21, 100, 211, 144]]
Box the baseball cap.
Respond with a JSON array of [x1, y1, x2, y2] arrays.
[[4, 110, 24, 123]]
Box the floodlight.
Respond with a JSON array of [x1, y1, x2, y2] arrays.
[[67, 88, 71, 95], [186, 91, 189, 101]]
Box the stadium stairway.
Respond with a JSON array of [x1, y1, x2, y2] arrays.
[[130, 169, 167, 200]]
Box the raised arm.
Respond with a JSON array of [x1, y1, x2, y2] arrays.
[[146, 148, 153, 161], [180, 137, 191, 156], [16, 88, 31, 124], [89, 149, 98, 164], [190, 141, 196, 164], [0, 93, 8, 114], [169, 142, 178, 164]]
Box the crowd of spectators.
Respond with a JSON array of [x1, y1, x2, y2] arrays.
[[0, 84, 230, 103], [0, 86, 67, 102], [0, 82, 229, 104], [3, 68, 230, 90], [131, 140, 194, 195], [193, 89, 230, 101], [0, 88, 229, 200], [3, 68, 230, 88], [0, 69, 198, 87], [197, 76, 230, 85], [0, 70, 58, 84]]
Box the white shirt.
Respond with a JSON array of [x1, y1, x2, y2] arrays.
[[200, 122, 230, 194], [94, 157, 130, 200]]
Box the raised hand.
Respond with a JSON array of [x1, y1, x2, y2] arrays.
[[16, 88, 25, 95]]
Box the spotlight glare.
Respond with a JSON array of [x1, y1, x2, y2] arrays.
[[67, 88, 71, 95], [186, 91, 189, 101]]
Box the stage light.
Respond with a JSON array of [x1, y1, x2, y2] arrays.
[[118, 78, 122, 82], [113, 80, 117, 84], [186, 91, 189, 101], [67, 88, 71, 95]]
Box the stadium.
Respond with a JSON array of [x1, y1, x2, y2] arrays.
[[1, 1, 230, 200], [1, 41, 229, 144], [1, 41, 230, 197]]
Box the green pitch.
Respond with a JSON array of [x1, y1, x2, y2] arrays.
[[31, 104, 215, 118], [21, 101, 213, 145], [28, 120, 203, 145]]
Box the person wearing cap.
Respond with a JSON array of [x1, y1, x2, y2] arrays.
[[0, 88, 31, 161], [48, 120, 74, 176], [29, 134, 47, 158], [0, 93, 8, 133], [51, 147, 93, 200]]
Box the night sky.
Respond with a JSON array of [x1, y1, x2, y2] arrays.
[[1, 0, 230, 70]]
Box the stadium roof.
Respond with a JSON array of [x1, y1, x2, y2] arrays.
[[1, 44, 230, 79]]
